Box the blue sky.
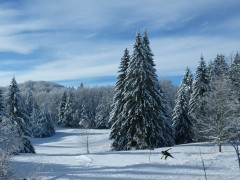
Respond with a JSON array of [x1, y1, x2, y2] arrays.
[[0, 0, 240, 87]]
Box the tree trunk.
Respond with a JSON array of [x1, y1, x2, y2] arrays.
[[149, 149, 151, 162], [218, 143, 222, 152], [86, 136, 89, 154], [236, 144, 240, 169], [217, 139, 222, 152]]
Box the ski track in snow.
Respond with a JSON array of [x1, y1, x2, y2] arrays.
[[12, 128, 240, 180]]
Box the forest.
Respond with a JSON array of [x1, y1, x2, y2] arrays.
[[1, 31, 240, 178]]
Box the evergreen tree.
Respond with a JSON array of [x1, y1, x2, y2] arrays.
[[158, 85, 175, 146], [110, 31, 172, 150], [32, 102, 55, 138], [6, 77, 35, 153], [211, 54, 229, 80], [230, 52, 240, 96], [24, 90, 36, 133], [79, 101, 93, 129], [159, 79, 178, 113], [95, 97, 111, 129], [189, 56, 210, 116], [182, 67, 193, 104], [30, 103, 40, 137], [58, 91, 67, 126], [25, 90, 35, 117], [64, 90, 75, 127], [7, 77, 22, 120], [143, 31, 174, 146], [172, 68, 193, 144], [207, 60, 214, 82], [109, 48, 130, 127], [7, 78, 31, 136], [0, 89, 6, 120]]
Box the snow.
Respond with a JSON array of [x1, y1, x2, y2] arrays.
[[12, 128, 240, 180]]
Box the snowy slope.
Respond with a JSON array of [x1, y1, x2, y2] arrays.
[[12, 128, 240, 180]]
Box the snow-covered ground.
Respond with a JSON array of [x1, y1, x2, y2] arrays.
[[12, 128, 240, 180]]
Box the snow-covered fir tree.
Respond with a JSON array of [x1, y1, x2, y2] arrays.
[[30, 103, 40, 137], [79, 101, 93, 129], [58, 91, 67, 126], [0, 89, 6, 119], [172, 68, 193, 144], [207, 60, 214, 81], [189, 57, 211, 141], [6, 77, 35, 153], [158, 85, 175, 146], [182, 67, 193, 104], [0, 116, 23, 177], [159, 79, 178, 114], [1, 87, 24, 174], [8, 78, 23, 121], [230, 52, 240, 97], [24, 90, 36, 133], [63, 90, 75, 127], [189, 56, 210, 116], [95, 97, 111, 129], [110, 31, 173, 150], [211, 54, 229, 80], [25, 90, 35, 117], [32, 102, 55, 138], [143, 31, 174, 147], [109, 48, 130, 127]]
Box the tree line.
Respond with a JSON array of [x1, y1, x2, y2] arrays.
[[173, 53, 240, 153], [109, 31, 240, 153]]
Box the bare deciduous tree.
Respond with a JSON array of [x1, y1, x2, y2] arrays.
[[195, 78, 239, 152]]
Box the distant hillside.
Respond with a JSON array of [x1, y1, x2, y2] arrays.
[[18, 80, 65, 93]]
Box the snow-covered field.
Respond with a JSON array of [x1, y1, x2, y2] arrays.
[[12, 128, 240, 180]]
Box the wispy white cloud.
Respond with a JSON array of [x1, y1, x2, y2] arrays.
[[0, 0, 239, 86]]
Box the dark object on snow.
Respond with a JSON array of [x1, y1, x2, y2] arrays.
[[161, 148, 174, 160]]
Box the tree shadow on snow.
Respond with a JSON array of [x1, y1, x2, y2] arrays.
[[11, 159, 222, 180]]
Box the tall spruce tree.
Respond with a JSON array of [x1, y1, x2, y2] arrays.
[[172, 68, 193, 144], [211, 54, 229, 80], [7, 77, 31, 136], [189, 56, 210, 142], [109, 48, 130, 127], [95, 96, 111, 129], [158, 85, 175, 146], [7, 77, 35, 153], [32, 102, 55, 138], [8, 77, 22, 120], [110, 32, 172, 150], [58, 91, 67, 126], [182, 67, 193, 104], [143, 31, 174, 146], [25, 90, 35, 117], [230, 52, 240, 97], [189, 56, 210, 116], [64, 90, 75, 127], [0, 89, 6, 119]]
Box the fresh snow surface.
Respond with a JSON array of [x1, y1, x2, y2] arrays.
[[12, 128, 240, 180]]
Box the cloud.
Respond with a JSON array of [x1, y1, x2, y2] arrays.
[[0, 0, 239, 86], [152, 35, 240, 76]]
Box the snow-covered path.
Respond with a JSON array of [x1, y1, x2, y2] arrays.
[[12, 128, 240, 180]]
